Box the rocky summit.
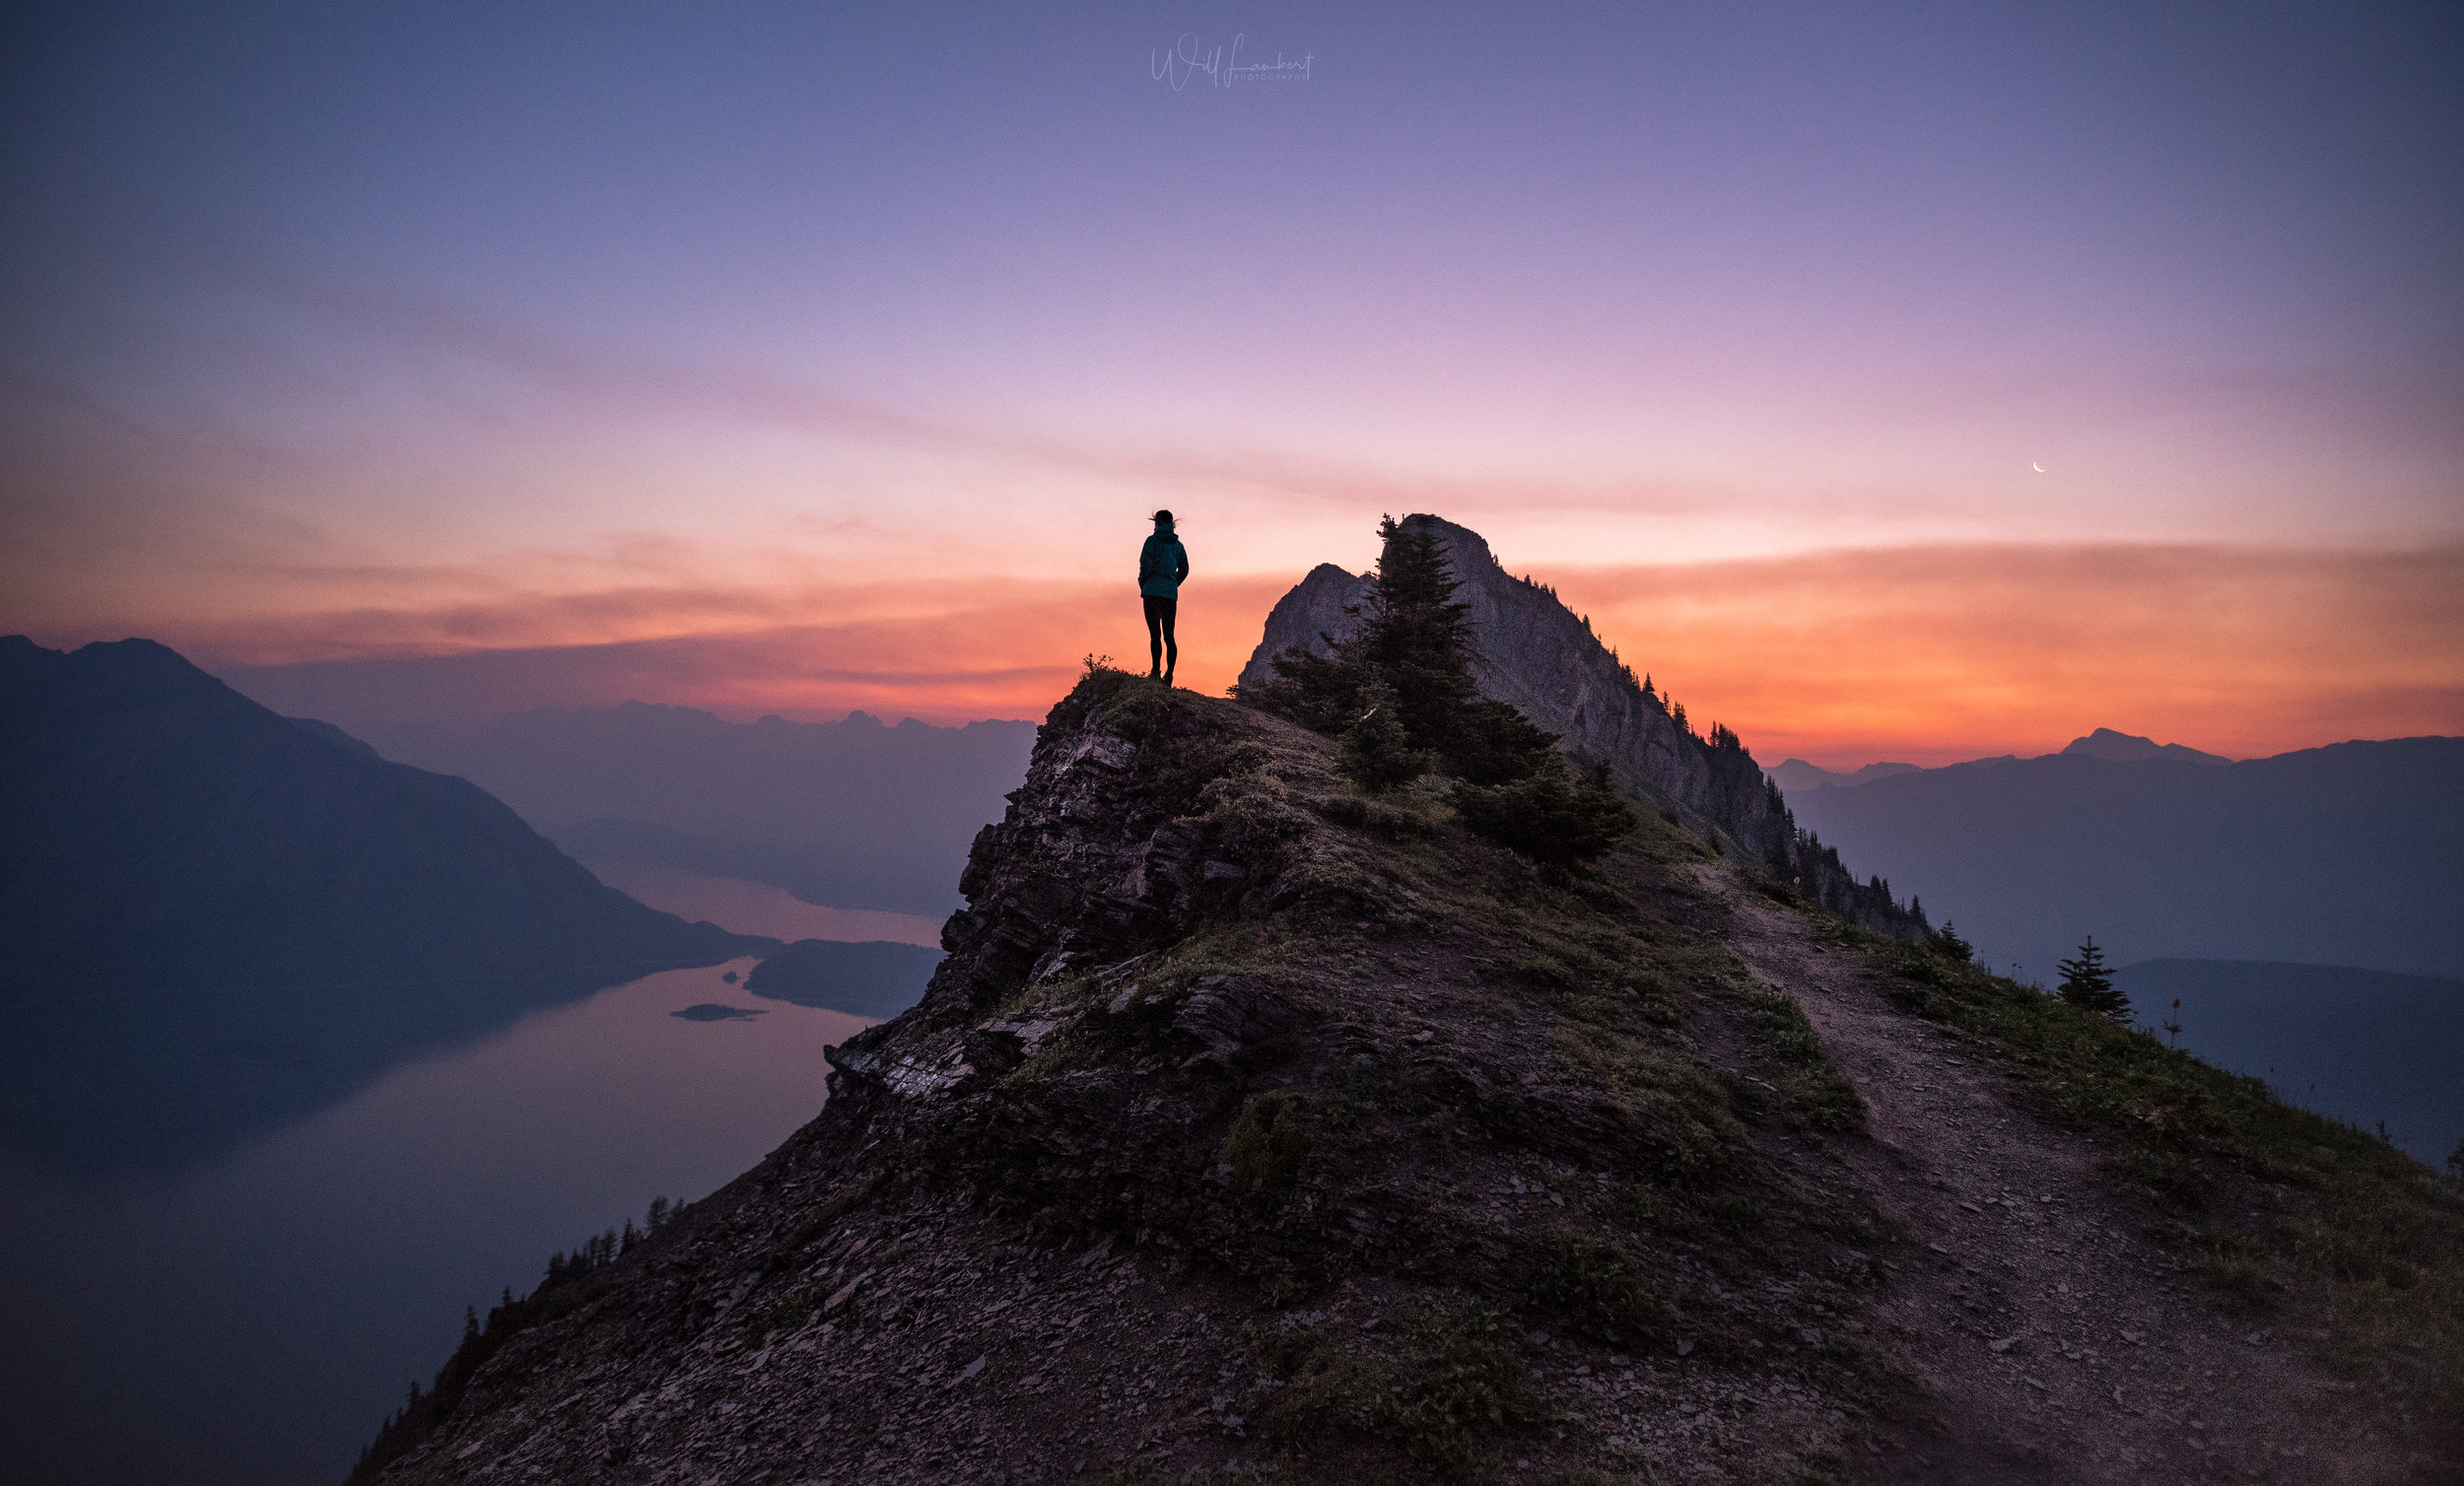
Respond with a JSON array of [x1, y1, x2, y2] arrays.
[[1239, 516, 1918, 935], [358, 662, 2462, 1485]]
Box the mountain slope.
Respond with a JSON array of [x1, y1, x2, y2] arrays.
[[1781, 737, 2464, 982], [0, 637, 766, 994], [1239, 515, 1923, 935], [358, 671, 2460, 1486], [2112, 959, 2464, 1165]]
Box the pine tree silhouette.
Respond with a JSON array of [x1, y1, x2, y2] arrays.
[[1251, 515, 1554, 788], [1247, 516, 1634, 860], [2056, 936, 2130, 1020], [1926, 920, 1974, 962], [1340, 680, 1431, 791]]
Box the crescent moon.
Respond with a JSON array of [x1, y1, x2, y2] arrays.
[[2032, 461, 2047, 472]]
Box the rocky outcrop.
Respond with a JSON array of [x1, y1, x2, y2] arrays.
[[356, 673, 1922, 1484], [1236, 517, 1925, 935], [356, 670, 2457, 1486]]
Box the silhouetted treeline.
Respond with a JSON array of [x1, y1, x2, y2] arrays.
[[344, 1197, 680, 1485]]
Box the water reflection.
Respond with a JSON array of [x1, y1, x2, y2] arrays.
[[583, 860, 947, 947], [0, 960, 866, 1486], [0, 962, 704, 1177]]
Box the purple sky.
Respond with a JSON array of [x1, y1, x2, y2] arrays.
[[4, 1, 2458, 755]]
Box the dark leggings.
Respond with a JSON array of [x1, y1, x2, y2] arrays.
[[1143, 595, 1178, 677]]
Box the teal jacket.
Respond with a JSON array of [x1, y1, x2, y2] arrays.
[[1138, 529, 1190, 598]]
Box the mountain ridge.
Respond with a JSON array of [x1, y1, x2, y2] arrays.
[[1239, 515, 1925, 938], [353, 669, 2461, 1486], [1779, 734, 2464, 982], [2059, 726, 2230, 766], [0, 636, 769, 995]]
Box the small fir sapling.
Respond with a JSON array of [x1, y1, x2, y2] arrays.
[[2055, 936, 2131, 1021], [1926, 921, 1975, 962]]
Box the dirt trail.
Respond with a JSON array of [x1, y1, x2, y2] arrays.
[[1712, 871, 2403, 1485]]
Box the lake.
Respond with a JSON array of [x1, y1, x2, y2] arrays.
[[0, 953, 872, 1486]]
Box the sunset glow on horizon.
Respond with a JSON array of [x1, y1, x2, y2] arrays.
[[6, 2, 2458, 766]]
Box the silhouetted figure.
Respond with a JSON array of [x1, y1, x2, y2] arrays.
[[1138, 509, 1190, 684]]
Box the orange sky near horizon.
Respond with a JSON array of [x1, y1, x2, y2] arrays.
[[103, 534, 2461, 770], [7, 9, 2460, 772]]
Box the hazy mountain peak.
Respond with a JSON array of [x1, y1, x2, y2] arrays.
[[1764, 758, 1923, 792], [0, 636, 770, 1001], [2062, 726, 2231, 765], [286, 714, 383, 760]]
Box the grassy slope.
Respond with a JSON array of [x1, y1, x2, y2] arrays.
[[954, 672, 1908, 1478], [1804, 893, 2464, 1459]]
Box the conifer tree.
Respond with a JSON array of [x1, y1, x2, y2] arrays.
[[1340, 680, 1432, 791], [1351, 516, 1556, 781], [2056, 936, 2130, 1020], [1926, 920, 1973, 962], [1248, 516, 1638, 861], [1253, 515, 1553, 784], [1451, 756, 1638, 865]]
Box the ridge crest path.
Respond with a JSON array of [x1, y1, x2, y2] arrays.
[[1714, 866, 2402, 1484]]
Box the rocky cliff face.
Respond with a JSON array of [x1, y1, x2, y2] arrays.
[[1237, 517, 1922, 935], [359, 671, 2453, 1486]]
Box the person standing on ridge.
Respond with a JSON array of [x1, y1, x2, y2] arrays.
[[1138, 509, 1190, 686]]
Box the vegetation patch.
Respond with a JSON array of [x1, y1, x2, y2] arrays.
[[1739, 984, 1866, 1131], [1452, 756, 1640, 865], [1226, 1090, 1314, 1195], [1525, 1230, 1671, 1348], [1249, 1297, 1538, 1468], [1244, 517, 1635, 862]]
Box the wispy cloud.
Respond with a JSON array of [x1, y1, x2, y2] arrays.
[[254, 277, 1892, 521]]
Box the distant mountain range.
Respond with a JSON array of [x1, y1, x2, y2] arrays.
[[1767, 727, 2232, 793], [300, 704, 1037, 917], [0, 636, 775, 1170], [1763, 758, 1924, 792], [1777, 731, 2464, 982], [0, 637, 765, 995]]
